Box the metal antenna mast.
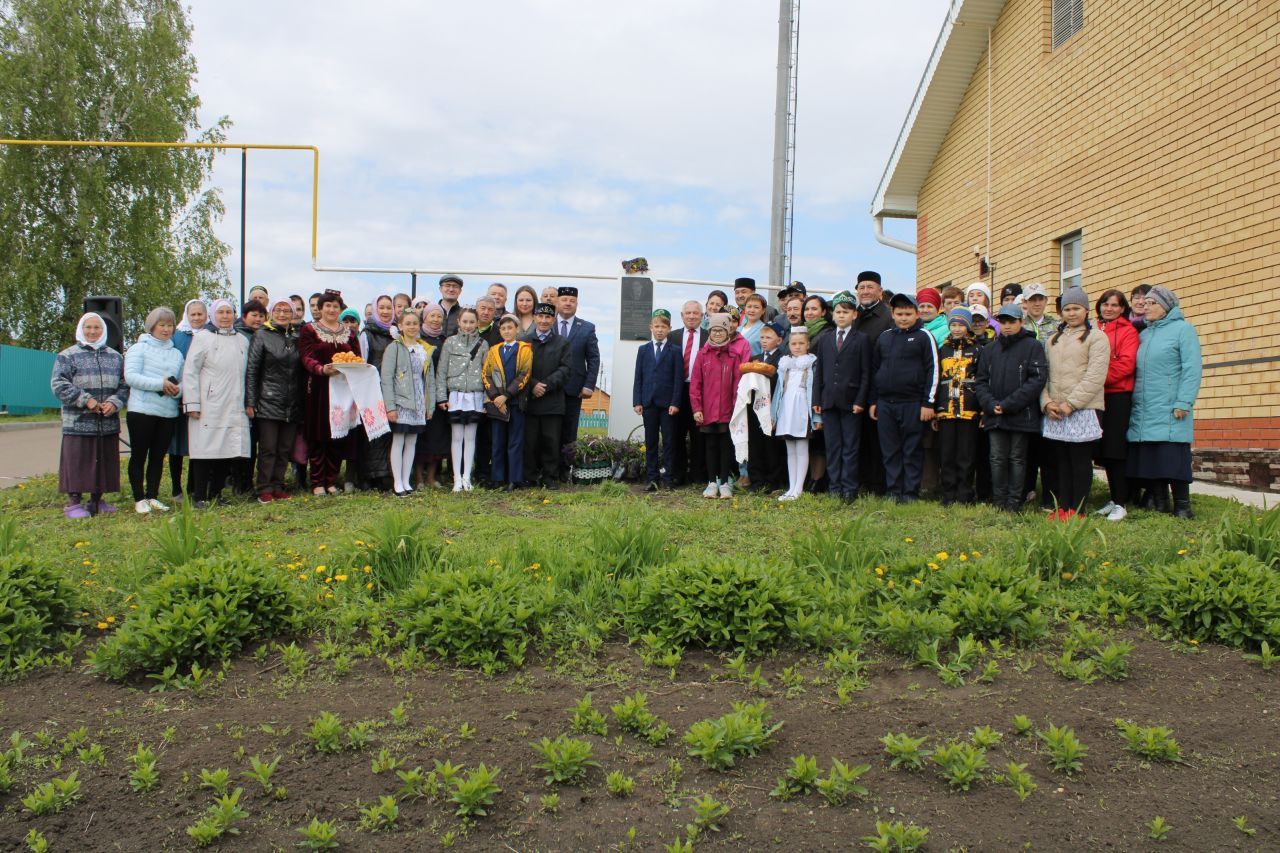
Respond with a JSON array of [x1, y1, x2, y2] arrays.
[[768, 0, 801, 292]]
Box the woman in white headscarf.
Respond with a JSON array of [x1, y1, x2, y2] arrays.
[[50, 313, 129, 518], [166, 298, 207, 501], [182, 298, 251, 507]]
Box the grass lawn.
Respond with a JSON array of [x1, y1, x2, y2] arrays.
[[1, 471, 1278, 850]]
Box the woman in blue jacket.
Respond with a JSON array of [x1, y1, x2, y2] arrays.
[[124, 307, 186, 513], [1125, 286, 1202, 518]]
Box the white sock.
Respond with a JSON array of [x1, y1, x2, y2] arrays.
[[462, 422, 478, 482], [400, 434, 416, 490], [788, 439, 808, 496], [390, 433, 407, 492], [450, 423, 465, 483]]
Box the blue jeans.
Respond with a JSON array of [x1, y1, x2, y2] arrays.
[[490, 407, 525, 485]]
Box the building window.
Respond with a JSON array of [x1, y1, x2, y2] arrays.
[[1052, 0, 1083, 49], [1059, 232, 1082, 292]]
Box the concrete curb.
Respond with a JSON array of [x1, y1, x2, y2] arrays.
[[0, 420, 59, 433]]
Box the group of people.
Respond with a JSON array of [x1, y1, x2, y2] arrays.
[[51, 277, 600, 517], [631, 273, 1202, 520], [50, 269, 1202, 521]]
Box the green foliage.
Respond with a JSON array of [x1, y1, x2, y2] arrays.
[[770, 754, 820, 800], [934, 559, 1049, 642], [932, 741, 988, 791], [881, 732, 931, 772], [587, 508, 676, 578], [539, 792, 560, 813], [390, 564, 555, 673], [622, 557, 819, 655], [1148, 815, 1170, 841], [1144, 550, 1280, 649], [1215, 505, 1280, 569], [532, 735, 598, 785], [814, 759, 871, 806], [862, 819, 930, 852], [610, 691, 672, 745], [1020, 516, 1100, 578], [1233, 816, 1256, 837], [88, 554, 305, 681], [791, 514, 893, 574], [449, 764, 501, 818], [569, 694, 608, 736], [1243, 640, 1277, 671], [243, 754, 280, 793], [1114, 719, 1181, 763], [129, 743, 159, 793], [358, 511, 446, 597], [149, 503, 225, 570], [1001, 761, 1037, 801], [358, 795, 399, 832], [25, 829, 49, 853], [685, 793, 730, 842], [0, 0, 233, 351], [682, 701, 782, 771], [606, 770, 635, 797], [970, 725, 1003, 749], [873, 606, 955, 656], [306, 712, 344, 754], [1012, 715, 1034, 737], [198, 767, 231, 796], [296, 818, 340, 850], [0, 551, 81, 674], [1037, 723, 1087, 775], [21, 770, 81, 815]]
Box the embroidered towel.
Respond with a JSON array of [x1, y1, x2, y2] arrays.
[[329, 363, 390, 440]]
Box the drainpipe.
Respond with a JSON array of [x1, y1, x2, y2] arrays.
[[874, 215, 917, 255]]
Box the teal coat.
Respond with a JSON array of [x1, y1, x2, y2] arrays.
[[1126, 307, 1202, 445]]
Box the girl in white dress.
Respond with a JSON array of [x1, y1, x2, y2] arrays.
[[771, 327, 821, 501]]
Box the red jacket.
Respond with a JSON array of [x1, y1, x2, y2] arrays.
[[690, 339, 749, 425], [1099, 316, 1139, 394]]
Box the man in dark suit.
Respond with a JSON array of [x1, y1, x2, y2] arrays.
[[814, 292, 872, 501], [522, 302, 572, 489], [632, 309, 684, 490], [553, 286, 600, 477], [669, 300, 707, 486], [852, 271, 893, 495], [747, 320, 787, 492]]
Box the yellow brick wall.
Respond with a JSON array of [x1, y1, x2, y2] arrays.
[[915, 0, 1280, 424]]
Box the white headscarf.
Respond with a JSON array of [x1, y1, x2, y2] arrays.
[[209, 298, 236, 333], [75, 312, 107, 350], [177, 299, 207, 334], [965, 282, 992, 307], [266, 297, 294, 328]]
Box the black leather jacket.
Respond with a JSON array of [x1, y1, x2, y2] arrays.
[[246, 323, 303, 423]]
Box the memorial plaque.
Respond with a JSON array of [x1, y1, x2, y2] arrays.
[[619, 276, 653, 340]]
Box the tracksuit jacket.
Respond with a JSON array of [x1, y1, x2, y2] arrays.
[[871, 321, 940, 408]]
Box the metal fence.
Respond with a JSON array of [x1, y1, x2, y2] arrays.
[[0, 344, 58, 414]]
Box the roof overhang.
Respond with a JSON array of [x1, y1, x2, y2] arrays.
[[870, 0, 1008, 219]]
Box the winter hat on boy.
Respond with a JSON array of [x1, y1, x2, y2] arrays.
[[947, 307, 974, 331]]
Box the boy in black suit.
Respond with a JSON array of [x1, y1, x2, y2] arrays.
[[632, 309, 684, 491], [813, 292, 871, 502], [747, 320, 787, 492], [522, 303, 572, 489]]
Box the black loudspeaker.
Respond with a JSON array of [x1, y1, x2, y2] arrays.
[[83, 295, 124, 353]]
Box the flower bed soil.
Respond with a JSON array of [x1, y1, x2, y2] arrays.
[[1, 632, 1277, 851]]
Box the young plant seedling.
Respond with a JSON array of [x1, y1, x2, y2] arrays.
[[449, 764, 501, 819], [685, 793, 729, 842], [198, 767, 231, 796], [186, 788, 248, 847], [606, 770, 636, 797], [1012, 715, 1034, 737], [296, 818, 340, 850], [1037, 723, 1087, 776], [539, 792, 560, 813], [862, 819, 930, 852], [814, 759, 870, 806], [682, 701, 782, 771], [1114, 720, 1182, 763], [532, 735, 598, 785], [570, 694, 608, 736], [1000, 761, 1037, 802], [932, 741, 988, 791], [881, 732, 931, 772], [358, 795, 400, 832], [1148, 815, 1170, 841], [21, 771, 81, 815], [770, 754, 820, 800]]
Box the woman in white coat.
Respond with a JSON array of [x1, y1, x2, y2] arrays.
[[182, 298, 251, 507]]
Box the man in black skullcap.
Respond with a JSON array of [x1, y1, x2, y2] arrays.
[[553, 285, 600, 478], [852, 271, 891, 496], [522, 302, 572, 488], [732, 277, 778, 325]]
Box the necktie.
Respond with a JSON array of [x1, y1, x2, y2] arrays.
[[655, 342, 663, 359], [837, 330, 846, 351], [683, 331, 694, 379], [560, 319, 569, 337]]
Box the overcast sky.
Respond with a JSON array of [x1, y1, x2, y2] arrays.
[[188, 0, 945, 379]]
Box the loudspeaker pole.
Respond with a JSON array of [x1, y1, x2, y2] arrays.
[[768, 0, 800, 294]]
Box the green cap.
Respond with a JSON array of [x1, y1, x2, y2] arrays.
[[651, 308, 671, 321], [831, 291, 856, 308]]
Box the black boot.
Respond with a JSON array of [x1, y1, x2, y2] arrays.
[[1173, 499, 1193, 519]]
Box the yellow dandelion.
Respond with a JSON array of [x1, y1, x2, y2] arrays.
[[935, 551, 949, 561], [886, 580, 895, 589], [315, 565, 326, 573], [129, 604, 137, 610], [904, 537, 913, 543], [1177, 549, 1188, 556], [972, 550, 982, 557], [324, 577, 332, 584], [82, 559, 92, 566], [354, 539, 366, 546], [542, 498, 551, 505], [363, 565, 372, 573], [928, 562, 940, 571], [74, 541, 87, 549], [875, 566, 885, 577], [1061, 571, 1074, 581], [1189, 639, 1199, 645], [912, 578, 923, 586], [335, 574, 348, 582], [298, 573, 307, 581], [96, 621, 108, 630], [89, 568, 97, 575], [317, 544, 327, 551], [958, 553, 969, 562], [1102, 561, 1112, 567], [366, 582, 374, 591], [325, 591, 334, 599], [105, 616, 115, 623]]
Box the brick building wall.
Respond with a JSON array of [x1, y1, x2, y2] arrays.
[[913, 0, 1280, 490]]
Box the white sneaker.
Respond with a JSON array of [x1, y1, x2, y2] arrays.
[[147, 498, 170, 512], [778, 492, 798, 502], [1106, 504, 1128, 522], [719, 484, 734, 500], [702, 482, 719, 499], [452, 481, 464, 493], [134, 500, 151, 514], [1095, 501, 1117, 517]]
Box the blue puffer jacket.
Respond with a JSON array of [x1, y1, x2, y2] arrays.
[[1127, 307, 1202, 445], [124, 334, 185, 418]]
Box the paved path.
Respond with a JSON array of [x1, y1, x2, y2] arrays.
[[0, 422, 1274, 507]]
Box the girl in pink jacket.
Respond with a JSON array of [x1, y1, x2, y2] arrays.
[[690, 313, 750, 498]]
